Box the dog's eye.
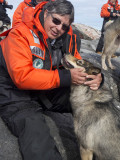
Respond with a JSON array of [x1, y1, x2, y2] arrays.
[[92, 69, 101, 75], [92, 71, 98, 75], [76, 60, 83, 66]]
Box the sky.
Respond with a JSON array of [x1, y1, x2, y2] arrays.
[[7, 0, 106, 30]]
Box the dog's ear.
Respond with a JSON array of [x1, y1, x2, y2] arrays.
[[94, 90, 112, 103]]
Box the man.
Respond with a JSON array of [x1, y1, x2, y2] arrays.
[[0, 0, 102, 159], [96, 0, 120, 54], [12, 0, 50, 27]]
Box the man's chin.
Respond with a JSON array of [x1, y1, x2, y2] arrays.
[[48, 33, 59, 40]]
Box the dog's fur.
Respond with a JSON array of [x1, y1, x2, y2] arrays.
[[61, 54, 120, 160], [102, 17, 120, 70]]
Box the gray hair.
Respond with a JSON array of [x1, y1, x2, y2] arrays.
[[43, 0, 74, 24]]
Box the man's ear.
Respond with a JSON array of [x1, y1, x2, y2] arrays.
[[44, 9, 48, 19]]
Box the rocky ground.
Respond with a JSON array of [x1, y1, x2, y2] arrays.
[[0, 23, 120, 160], [72, 23, 101, 40]]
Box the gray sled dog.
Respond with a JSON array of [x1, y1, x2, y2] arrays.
[[61, 54, 120, 160], [102, 17, 120, 70]]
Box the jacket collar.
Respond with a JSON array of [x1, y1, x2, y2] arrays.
[[22, 2, 48, 37], [33, 2, 49, 40], [24, 0, 34, 6]]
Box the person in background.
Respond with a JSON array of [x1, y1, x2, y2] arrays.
[[0, 0, 103, 159], [0, 0, 12, 41], [12, 0, 50, 27], [96, 0, 120, 54], [0, 0, 11, 28]]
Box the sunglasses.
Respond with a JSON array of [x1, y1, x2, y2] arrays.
[[51, 14, 70, 32]]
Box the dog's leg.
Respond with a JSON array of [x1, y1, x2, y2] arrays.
[[107, 55, 115, 69], [80, 145, 93, 160], [102, 53, 108, 70], [107, 43, 118, 69]]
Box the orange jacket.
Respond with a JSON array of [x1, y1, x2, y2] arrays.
[[101, 0, 120, 18], [1, 2, 81, 90], [0, 0, 4, 3], [12, 0, 35, 27]]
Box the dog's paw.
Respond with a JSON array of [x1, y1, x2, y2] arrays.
[[111, 54, 117, 58], [102, 65, 108, 70], [109, 65, 115, 70]]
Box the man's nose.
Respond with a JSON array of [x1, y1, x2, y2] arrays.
[[56, 24, 63, 31]]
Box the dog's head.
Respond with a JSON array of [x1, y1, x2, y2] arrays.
[[61, 54, 113, 103], [61, 54, 101, 75]]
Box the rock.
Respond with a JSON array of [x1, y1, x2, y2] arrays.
[[80, 39, 99, 53], [0, 118, 22, 160], [72, 23, 101, 40]]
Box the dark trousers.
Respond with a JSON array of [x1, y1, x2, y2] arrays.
[[96, 32, 104, 53], [1, 88, 78, 160], [2, 104, 66, 160]]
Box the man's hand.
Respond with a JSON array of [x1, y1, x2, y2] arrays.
[[70, 68, 102, 90], [84, 73, 102, 90], [113, 13, 117, 16], [116, 13, 120, 17], [70, 68, 88, 85]]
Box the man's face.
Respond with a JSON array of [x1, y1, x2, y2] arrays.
[[110, 0, 117, 5], [44, 10, 70, 39]]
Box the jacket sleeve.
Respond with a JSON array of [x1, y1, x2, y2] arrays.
[[12, 2, 27, 27], [101, 4, 110, 18], [2, 28, 62, 90]]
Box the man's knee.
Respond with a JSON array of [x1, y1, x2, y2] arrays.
[[19, 113, 62, 160]]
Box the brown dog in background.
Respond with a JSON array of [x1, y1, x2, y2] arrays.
[[102, 17, 120, 70]]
